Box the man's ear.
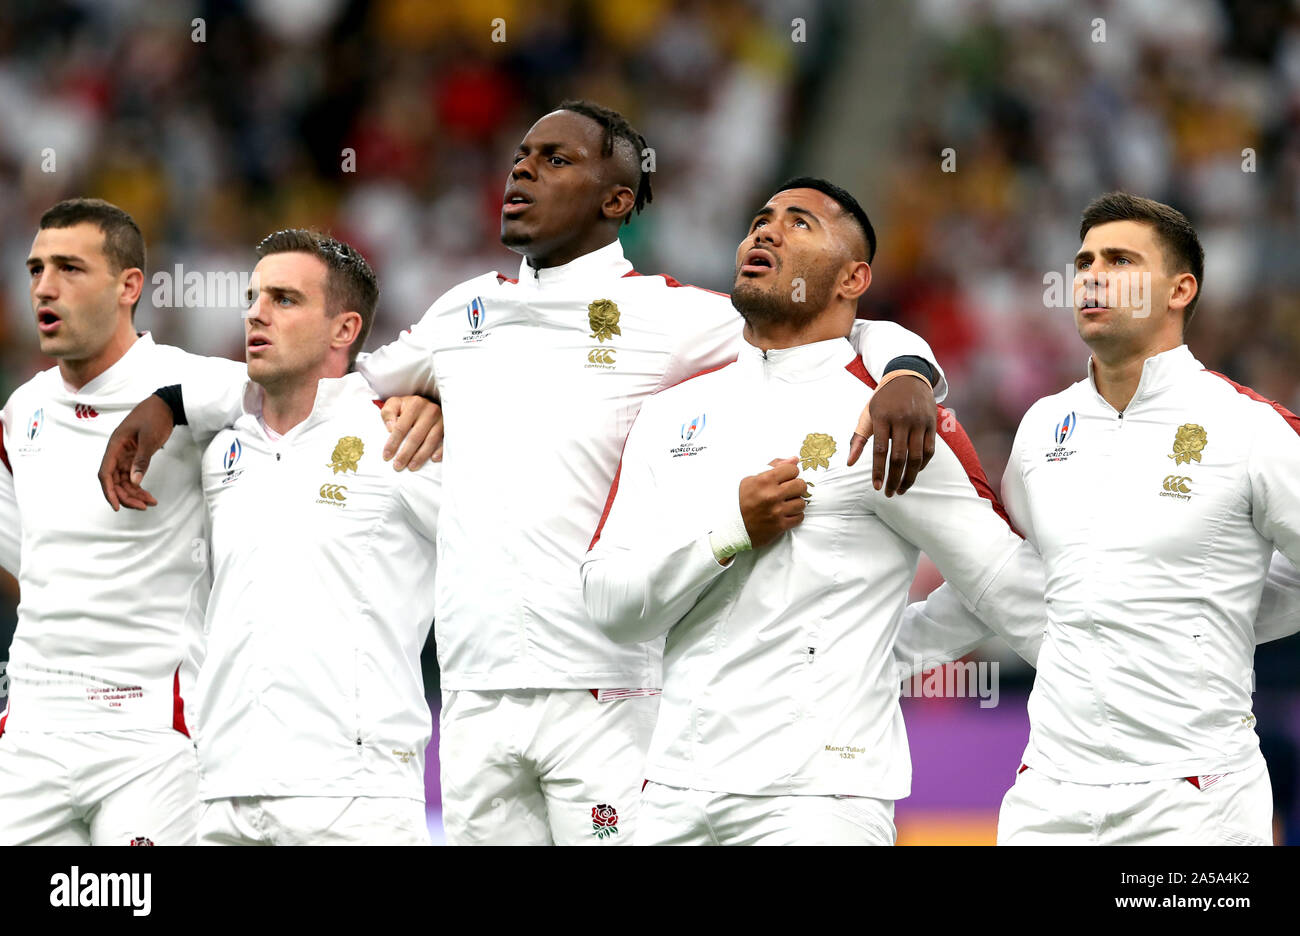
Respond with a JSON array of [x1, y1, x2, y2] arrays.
[[601, 184, 636, 223], [332, 310, 363, 351], [839, 260, 872, 303], [1168, 272, 1198, 317], [119, 267, 145, 314]]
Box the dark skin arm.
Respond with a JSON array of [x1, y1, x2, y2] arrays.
[[99, 395, 172, 511], [846, 374, 938, 496]]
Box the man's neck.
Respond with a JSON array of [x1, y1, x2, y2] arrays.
[[523, 231, 617, 271], [261, 370, 342, 436], [742, 312, 851, 353], [59, 327, 138, 391], [1090, 336, 1182, 412]]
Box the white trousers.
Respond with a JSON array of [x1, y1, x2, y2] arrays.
[[640, 780, 896, 846], [998, 758, 1273, 845], [0, 727, 198, 845], [198, 796, 430, 845], [439, 688, 658, 845]]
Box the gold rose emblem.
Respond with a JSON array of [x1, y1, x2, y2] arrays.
[[799, 433, 837, 471], [588, 299, 622, 343], [1168, 424, 1207, 466], [328, 436, 364, 474]]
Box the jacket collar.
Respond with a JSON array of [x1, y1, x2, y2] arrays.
[[61, 331, 152, 397], [1086, 343, 1203, 408], [241, 371, 370, 437], [515, 239, 633, 291], [736, 336, 857, 384]]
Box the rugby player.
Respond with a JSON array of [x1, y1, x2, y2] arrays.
[[195, 230, 440, 845], [581, 179, 1044, 845]]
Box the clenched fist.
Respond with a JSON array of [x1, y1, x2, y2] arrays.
[[739, 457, 809, 550]]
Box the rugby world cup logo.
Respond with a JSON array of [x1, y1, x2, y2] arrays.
[[671, 414, 708, 457], [467, 297, 485, 331], [1054, 411, 1076, 445], [27, 408, 43, 441], [222, 438, 242, 471]]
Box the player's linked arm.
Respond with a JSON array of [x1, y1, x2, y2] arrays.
[[357, 306, 446, 469], [872, 438, 1048, 678], [99, 379, 442, 512], [97, 351, 250, 511], [895, 499, 1300, 671], [1247, 405, 1300, 643], [1257, 551, 1300, 644], [845, 319, 947, 497], [893, 539, 1047, 678]]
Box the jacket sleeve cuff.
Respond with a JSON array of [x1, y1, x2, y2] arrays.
[[153, 385, 187, 426], [883, 355, 936, 387]]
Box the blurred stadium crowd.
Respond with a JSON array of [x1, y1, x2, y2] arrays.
[[0, 0, 1297, 840]]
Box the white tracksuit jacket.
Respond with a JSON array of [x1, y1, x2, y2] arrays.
[[904, 345, 1300, 784], [580, 337, 1042, 799], [196, 373, 439, 800], [0, 334, 244, 734], [183, 240, 947, 692]]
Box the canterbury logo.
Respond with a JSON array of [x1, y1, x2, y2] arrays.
[[1162, 475, 1192, 494], [74, 404, 99, 419], [318, 484, 348, 501], [587, 348, 616, 366]]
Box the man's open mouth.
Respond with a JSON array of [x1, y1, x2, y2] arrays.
[[503, 187, 535, 216], [740, 248, 776, 274]]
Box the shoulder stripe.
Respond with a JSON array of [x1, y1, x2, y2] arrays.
[[1204, 370, 1300, 437], [622, 269, 730, 299], [846, 356, 873, 387], [0, 428, 9, 475], [495, 272, 518, 284], [589, 432, 632, 552], [657, 361, 734, 395], [845, 358, 1016, 530]]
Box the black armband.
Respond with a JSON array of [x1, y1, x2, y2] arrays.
[[882, 355, 937, 387], [153, 385, 187, 426]]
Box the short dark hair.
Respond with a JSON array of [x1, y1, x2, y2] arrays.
[[558, 99, 653, 224], [1080, 191, 1205, 320], [39, 198, 146, 316], [774, 177, 877, 263], [255, 229, 379, 368]]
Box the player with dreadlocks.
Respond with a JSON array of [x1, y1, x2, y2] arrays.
[[102, 100, 950, 845]]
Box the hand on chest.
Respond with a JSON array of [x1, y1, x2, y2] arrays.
[[654, 394, 871, 520]]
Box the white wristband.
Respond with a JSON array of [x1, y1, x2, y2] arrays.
[[709, 510, 752, 564]]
